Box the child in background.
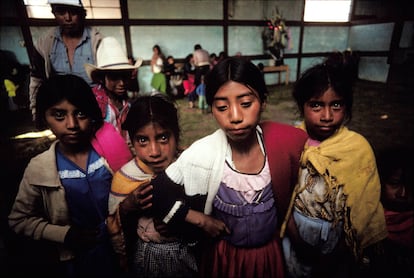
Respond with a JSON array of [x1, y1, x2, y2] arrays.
[[377, 147, 413, 278], [209, 52, 218, 69], [163, 55, 180, 97], [107, 95, 225, 277], [280, 52, 388, 277], [150, 62, 167, 96], [182, 54, 196, 108], [85, 36, 142, 143], [195, 75, 208, 113], [8, 74, 132, 277], [150, 45, 167, 95], [134, 57, 308, 277], [127, 55, 141, 99], [150, 45, 165, 73]]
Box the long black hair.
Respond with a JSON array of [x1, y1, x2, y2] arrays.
[[205, 57, 268, 106]]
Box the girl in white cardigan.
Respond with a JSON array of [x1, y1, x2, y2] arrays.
[[123, 57, 307, 277]]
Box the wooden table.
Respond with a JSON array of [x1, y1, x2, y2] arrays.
[[262, 65, 289, 85]]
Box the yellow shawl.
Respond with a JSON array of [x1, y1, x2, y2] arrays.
[[281, 124, 387, 259]]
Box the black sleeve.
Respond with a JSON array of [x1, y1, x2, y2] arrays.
[[150, 171, 190, 224], [150, 171, 208, 241]]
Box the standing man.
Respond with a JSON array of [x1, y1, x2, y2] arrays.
[[29, 0, 104, 121], [193, 44, 210, 87]]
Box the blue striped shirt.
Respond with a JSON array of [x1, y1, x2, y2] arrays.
[[50, 27, 95, 86]]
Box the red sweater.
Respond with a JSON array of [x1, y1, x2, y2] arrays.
[[261, 121, 308, 225]]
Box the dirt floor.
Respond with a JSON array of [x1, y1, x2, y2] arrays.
[[176, 79, 414, 153], [0, 79, 413, 274]]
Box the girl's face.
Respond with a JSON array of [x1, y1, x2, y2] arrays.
[[212, 81, 262, 143], [132, 122, 177, 173], [104, 72, 131, 96], [303, 87, 346, 141], [45, 99, 93, 148]]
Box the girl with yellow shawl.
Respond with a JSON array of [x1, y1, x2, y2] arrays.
[[281, 51, 387, 277]]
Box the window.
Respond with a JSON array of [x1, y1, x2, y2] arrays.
[[304, 0, 352, 22], [23, 0, 121, 19]]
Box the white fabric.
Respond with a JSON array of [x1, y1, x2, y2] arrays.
[[84, 37, 142, 80], [165, 126, 264, 215], [48, 0, 83, 7], [152, 57, 163, 73]]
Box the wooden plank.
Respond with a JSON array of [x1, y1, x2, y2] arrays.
[[262, 65, 289, 85]]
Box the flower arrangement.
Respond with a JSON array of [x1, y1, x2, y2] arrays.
[[262, 8, 289, 66]]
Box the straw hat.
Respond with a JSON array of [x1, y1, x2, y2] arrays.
[[84, 37, 143, 82], [48, 0, 83, 7]]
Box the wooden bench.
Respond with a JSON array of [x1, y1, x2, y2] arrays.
[[262, 65, 289, 85], [175, 62, 184, 71]]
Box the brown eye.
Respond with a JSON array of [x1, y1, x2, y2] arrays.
[[241, 101, 252, 108], [157, 133, 170, 143], [53, 110, 65, 120], [309, 102, 320, 108], [331, 102, 344, 110], [134, 135, 148, 145], [75, 110, 88, 119]]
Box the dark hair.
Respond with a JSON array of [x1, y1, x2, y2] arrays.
[[35, 74, 103, 130], [122, 94, 180, 146], [377, 147, 413, 189], [292, 52, 354, 122], [218, 51, 228, 59], [292, 51, 355, 124], [153, 44, 162, 53], [377, 147, 414, 211], [205, 57, 268, 106]]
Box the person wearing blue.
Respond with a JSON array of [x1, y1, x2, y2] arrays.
[[195, 75, 209, 113], [8, 74, 132, 277], [29, 0, 104, 121]]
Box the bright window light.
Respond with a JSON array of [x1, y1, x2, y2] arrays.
[[304, 0, 352, 22], [24, 0, 54, 18], [23, 0, 121, 19]]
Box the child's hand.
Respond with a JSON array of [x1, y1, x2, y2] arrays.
[[185, 210, 230, 238], [153, 218, 173, 238], [120, 182, 153, 214]]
